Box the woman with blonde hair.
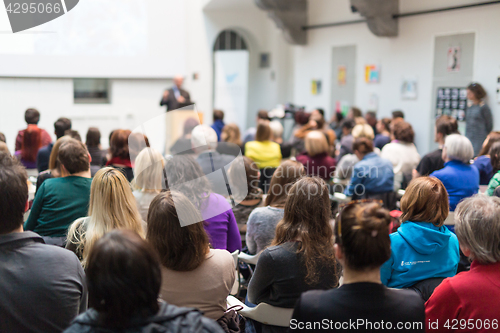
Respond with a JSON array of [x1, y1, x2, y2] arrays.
[[132, 148, 165, 221], [66, 167, 145, 265], [217, 123, 243, 157], [336, 123, 376, 180], [296, 131, 336, 181]]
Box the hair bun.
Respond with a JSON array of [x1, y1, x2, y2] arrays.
[[356, 204, 390, 237]]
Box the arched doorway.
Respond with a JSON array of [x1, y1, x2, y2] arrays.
[[213, 30, 250, 132]]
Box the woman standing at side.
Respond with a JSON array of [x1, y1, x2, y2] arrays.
[[466, 83, 493, 157]]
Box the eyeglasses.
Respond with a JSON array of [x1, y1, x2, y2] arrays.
[[335, 199, 383, 243]]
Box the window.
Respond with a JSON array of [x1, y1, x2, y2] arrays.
[[73, 79, 110, 104], [213, 30, 248, 51]]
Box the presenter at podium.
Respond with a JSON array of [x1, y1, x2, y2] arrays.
[[160, 75, 192, 112]]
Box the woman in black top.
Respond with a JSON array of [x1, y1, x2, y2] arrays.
[[291, 201, 425, 333], [248, 177, 338, 333]]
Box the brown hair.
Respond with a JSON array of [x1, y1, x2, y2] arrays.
[[21, 126, 42, 162], [86, 127, 101, 147], [489, 142, 500, 173], [479, 131, 500, 157], [0, 153, 28, 234], [57, 138, 90, 174], [335, 202, 391, 270], [273, 177, 337, 285], [255, 123, 272, 142], [400, 177, 449, 227], [392, 121, 414, 143], [435, 115, 458, 138], [25, 108, 40, 125], [110, 129, 132, 159], [221, 123, 242, 146], [350, 107, 362, 118], [352, 137, 374, 155], [49, 136, 73, 173], [265, 160, 305, 208], [378, 118, 391, 132], [467, 82, 487, 101], [65, 130, 81, 141], [213, 109, 224, 121], [257, 110, 270, 120], [147, 191, 210, 271]]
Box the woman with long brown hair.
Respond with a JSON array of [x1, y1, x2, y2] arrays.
[[248, 177, 338, 333], [147, 191, 235, 320], [106, 129, 134, 181], [245, 160, 305, 254], [473, 131, 500, 185]]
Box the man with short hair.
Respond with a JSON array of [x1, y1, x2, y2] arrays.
[[15, 108, 52, 152], [365, 111, 378, 135], [160, 75, 192, 112], [413, 115, 459, 178], [25, 138, 91, 246], [0, 152, 87, 333], [392, 110, 405, 120], [192, 125, 234, 195], [211, 109, 225, 142], [37, 117, 72, 172]]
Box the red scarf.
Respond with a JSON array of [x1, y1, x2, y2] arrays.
[[106, 156, 133, 168]]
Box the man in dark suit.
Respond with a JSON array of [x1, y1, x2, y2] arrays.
[[160, 75, 192, 112]]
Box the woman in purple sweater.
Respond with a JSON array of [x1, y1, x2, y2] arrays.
[[165, 154, 241, 252]]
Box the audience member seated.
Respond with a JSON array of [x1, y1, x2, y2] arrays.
[[296, 131, 336, 181], [293, 109, 336, 155], [392, 110, 405, 121], [373, 117, 391, 150], [105, 129, 134, 181], [25, 138, 92, 246], [430, 134, 479, 211], [217, 123, 244, 157], [243, 110, 270, 144], [245, 123, 282, 192], [381, 120, 420, 190], [336, 124, 376, 181], [292, 201, 425, 332], [426, 196, 500, 330], [132, 148, 165, 221], [337, 119, 355, 161], [63, 230, 222, 333], [269, 120, 292, 158], [248, 177, 339, 333], [66, 167, 145, 263], [128, 132, 150, 164], [170, 117, 199, 155], [365, 111, 378, 135], [36, 136, 73, 193], [486, 141, 500, 196], [15, 108, 52, 152], [473, 131, 500, 185], [228, 156, 263, 235], [0, 132, 6, 143], [191, 124, 234, 195], [413, 115, 458, 178], [37, 117, 72, 172], [65, 129, 82, 141], [211, 109, 225, 142], [346, 106, 362, 120], [85, 127, 106, 166], [246, 160, 305, 254], [381, 177, 459, 289], [147, 191, 235, 320], [344, 138, 394, 201], [14, 125, 42, 169], [0, 153, 87, 333], [0, 141, 9, 156], [166, 155, 241, 252], [329, 111, 344, 141]]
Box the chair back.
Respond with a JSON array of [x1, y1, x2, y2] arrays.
[[227, 296, 294, 327]]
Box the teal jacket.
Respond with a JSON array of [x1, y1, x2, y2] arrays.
[[25, 176, 92, 237], [380, 221, 459, 288]]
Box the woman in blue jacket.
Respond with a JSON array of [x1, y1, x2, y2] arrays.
[[381, 177, 460, 288]]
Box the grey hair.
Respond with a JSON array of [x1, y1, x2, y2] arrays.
[[444, 134, 474, 163], [269, 121, 283, 139], [191, 125, 218, 151], [455, 195, 500, 264]]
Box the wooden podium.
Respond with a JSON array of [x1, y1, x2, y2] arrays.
[[165, 111, 203, 154]]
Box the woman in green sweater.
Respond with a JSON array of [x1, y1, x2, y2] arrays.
[[24, 138, 92, 246], [486, 142, 500, 196]]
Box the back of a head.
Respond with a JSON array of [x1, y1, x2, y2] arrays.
[[221, 123, 242, 145], [392, 110, 405, 119], [335, 202, 391, 271], [352, 124, 375, 140], [110, 129, 132, 160], [229, 156, 259, 200], [350, 107, 362, 118], [54, 117, 72, 139], [391, 120, 414, 144], [265, 160, 305, 208], [57, 138, 90, 174], [255, 123, 272, 142], [48, 136, 73, 171], [86, 230, 161, 328], [65, 129, 81, 142], [0, 142, 10, 156], [479, 131, 500, 156], [269, 121, 284, 140], [444, 134, 474, 163], [147, 191, 209, 271], [0, 132, 6, 143], [378, 118, 391, 133], [257, 110, 270, 121], [0, 153, 28, 234], [183, 118, 199, 136], [489, 141, 500, 173], [400, 177, 449, 227], [467, 82, 487, 100], [213, 109, 224, 121], [21, 126, 42, 162], [25, 108, 40, 125], [342, 119, 355, 132], [86, 127, 101, 148], [305, 131, 328, 156], [435, 115, 458, 138], [129, 133, 150, 162], [352, 137, 374, 155], [191, 124, 218, 151], [455, 195, 500, 264], [133, 148, 165, 191]]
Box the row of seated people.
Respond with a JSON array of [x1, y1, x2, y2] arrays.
[[2, 147, 500, 332]]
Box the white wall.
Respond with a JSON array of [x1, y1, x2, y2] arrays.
[[293, 0, 500, 154]]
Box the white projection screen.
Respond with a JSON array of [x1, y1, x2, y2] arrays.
[[0, 0, 186, 78]]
